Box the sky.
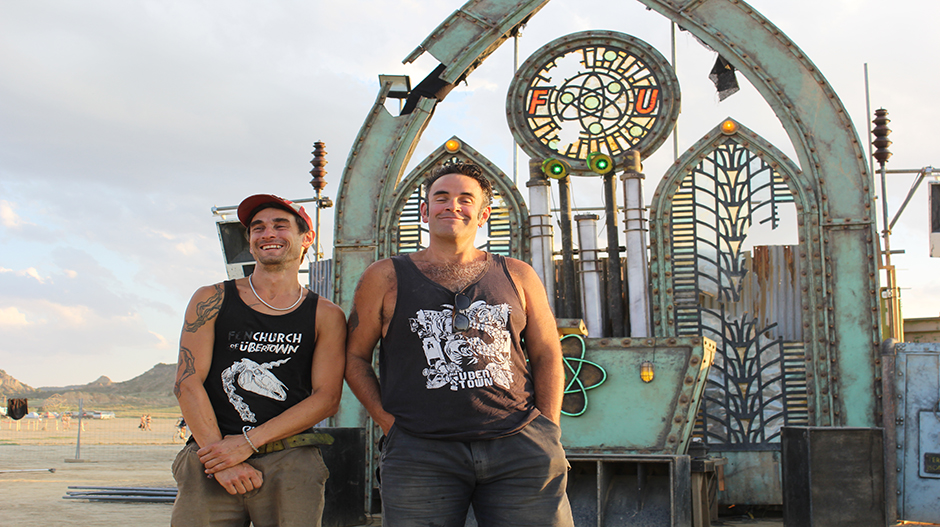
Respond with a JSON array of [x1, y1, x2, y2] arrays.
[[1, 0, 938, 388]]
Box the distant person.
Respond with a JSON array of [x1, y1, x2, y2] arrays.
[[139, 414, 147, 430], [62, 413, 71, 430], [145, 414, 152, 431], [172, 194, 346, 527], [345, 162, 574, 526]]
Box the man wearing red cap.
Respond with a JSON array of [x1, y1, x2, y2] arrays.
[[172, 194, 346, 527]]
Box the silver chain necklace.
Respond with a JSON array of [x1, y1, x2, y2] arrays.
[[248, 274, 304, 311]]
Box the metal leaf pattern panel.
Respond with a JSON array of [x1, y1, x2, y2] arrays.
[[670, 139, 806, 450]]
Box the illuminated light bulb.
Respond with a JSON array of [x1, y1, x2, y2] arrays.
[[587, 152, 614, 175], [721, 119, 738, 135], [444, 139, 461, 152], [640, 361, 655, 383], [541, 158, 570, 179]]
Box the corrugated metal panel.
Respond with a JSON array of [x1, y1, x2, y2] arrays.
[[715, 245, 803, 342], [308, 259, 333, 301]]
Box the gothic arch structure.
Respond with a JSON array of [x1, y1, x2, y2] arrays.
[[649, 118, 820, 448], [378, 137, 529, 261], [333, 0, 880, 435]]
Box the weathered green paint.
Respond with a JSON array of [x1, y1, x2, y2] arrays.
[[560, 336, 715, 455], [404, 0, 552, 83], [332, 87, 437, 427]]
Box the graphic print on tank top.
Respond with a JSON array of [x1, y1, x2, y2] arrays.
[[220, 330, 304, 423], [410, 300, 514, 391]]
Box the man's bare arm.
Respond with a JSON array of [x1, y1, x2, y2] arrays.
[[344, 260, 396, 434], [175, 283, 263, 493], [199, 298, 347, 474], [508, 258, 564, 424], [176, 284, 226, 448]]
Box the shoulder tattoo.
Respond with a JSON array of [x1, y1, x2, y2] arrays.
[[174, 346, 196, 398], [184, 284, 223, 333]]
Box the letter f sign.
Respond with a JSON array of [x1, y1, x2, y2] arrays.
[[527, 88, 551, 115]]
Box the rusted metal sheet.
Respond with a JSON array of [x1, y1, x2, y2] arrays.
[[719, 450, 783, 505]]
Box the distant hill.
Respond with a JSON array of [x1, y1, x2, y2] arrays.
[[0, 369, 34, 396], [1, 363, 178, 409]]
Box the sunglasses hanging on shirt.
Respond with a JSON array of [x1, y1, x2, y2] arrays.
[[452, 293, 471, 332]]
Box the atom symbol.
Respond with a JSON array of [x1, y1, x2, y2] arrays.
[[560, 334, 607, 417], [556, 70, 630, 137]]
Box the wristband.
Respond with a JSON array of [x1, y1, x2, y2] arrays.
[[242, 426, 260, 453]]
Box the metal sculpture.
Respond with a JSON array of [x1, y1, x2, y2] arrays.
[[333, 0, 881, 508], [506, 30, 680, 165]]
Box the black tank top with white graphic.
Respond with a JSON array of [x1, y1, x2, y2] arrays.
[[205, 280, 318, 437], [380, 254, 537, 440]]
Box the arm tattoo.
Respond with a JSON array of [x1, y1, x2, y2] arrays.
[[184, 284, 223, 333], [174, 345, 196, 398], [348, 308, 360, 333]]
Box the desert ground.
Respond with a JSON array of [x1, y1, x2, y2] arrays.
[[0, 417, 795, 527], [1, 443, 178, 527]]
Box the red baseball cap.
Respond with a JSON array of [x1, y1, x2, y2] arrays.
[[237, 194, 314, 234]]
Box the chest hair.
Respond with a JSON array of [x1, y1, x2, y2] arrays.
[[413, 258, 489, 292]]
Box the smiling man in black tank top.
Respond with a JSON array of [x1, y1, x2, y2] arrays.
[[171, 194, 346, 527], [346, 163, 574, 526]]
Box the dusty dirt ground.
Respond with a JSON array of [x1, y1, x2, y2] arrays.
[[1, 444, 178, 527], [0, 418, 792, 527]]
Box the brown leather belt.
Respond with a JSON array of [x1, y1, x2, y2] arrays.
[[254, 432, 334, 456]]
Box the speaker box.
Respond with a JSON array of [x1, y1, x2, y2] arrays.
[[782, 427, 886, 526]]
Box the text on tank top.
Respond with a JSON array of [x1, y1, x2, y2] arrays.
[[204, 280, 319, 437]]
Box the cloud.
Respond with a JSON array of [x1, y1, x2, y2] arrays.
[[0, 200, 28, 228], [0, 266, 47, 284], [149, 330, 170, 350], [0, 306, 29, 327]]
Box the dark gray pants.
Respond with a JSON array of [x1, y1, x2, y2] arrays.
[[380, 414, 574, 527]]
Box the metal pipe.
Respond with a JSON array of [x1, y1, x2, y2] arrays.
[[551, 206, 622, 213], [884, 168, 936, 175], [865, 64, 874, 183], [527, 160, 555, 310], [513, 31, 519, 188], [890, 167, 933, 230], [557, 176, 577, 318], [576, 214, 604, 337], [671, 22, 679, 162], [314, 188, 323, 262], [74, 398, 83, 461], [880, 338, 899, 526], [604, 173, 625, 337], [212, 197, 320, 215], [880, 161, 902, 341], [621, 151, 651, 337]]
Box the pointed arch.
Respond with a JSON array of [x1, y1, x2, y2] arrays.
[[649, 118, 822, 449], [378, 137, 530, 261]]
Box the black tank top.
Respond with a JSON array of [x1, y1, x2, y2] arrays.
[[205, 280, 318, 437], [380, 254, 537, 440]]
